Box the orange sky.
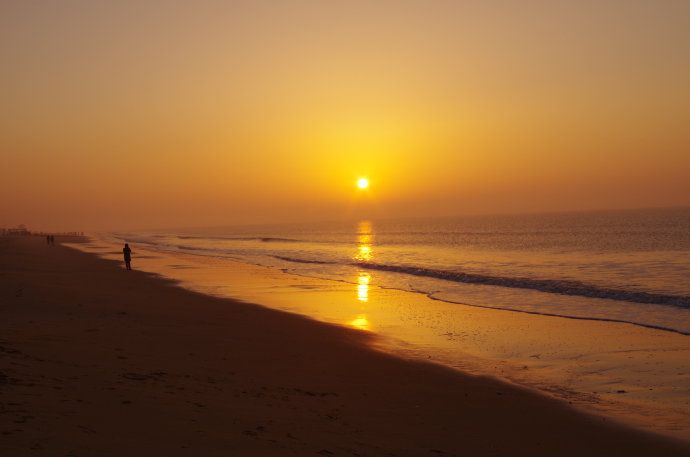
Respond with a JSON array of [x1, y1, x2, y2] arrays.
[[2, 1, 689, 231]]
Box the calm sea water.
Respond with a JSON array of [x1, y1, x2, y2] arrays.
[[105, 207, 690, 334]]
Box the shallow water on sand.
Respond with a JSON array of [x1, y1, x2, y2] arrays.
[[68, 239, 690, 442]]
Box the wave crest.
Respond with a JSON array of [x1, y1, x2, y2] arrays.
[[356, 262, 690, 308], [272, 255, 334, 265]]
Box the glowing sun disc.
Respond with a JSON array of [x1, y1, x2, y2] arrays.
[[357, 178, 369, 189]]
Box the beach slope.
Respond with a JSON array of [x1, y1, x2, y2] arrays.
[[1, 235, 688, 456]]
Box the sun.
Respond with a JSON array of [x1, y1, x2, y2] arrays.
[[357, 178, 369, 189]]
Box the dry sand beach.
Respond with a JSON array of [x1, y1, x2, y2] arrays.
[[2, 235, 689, 456]]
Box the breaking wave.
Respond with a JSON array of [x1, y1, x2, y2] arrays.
[[356, 261, 690, 308]]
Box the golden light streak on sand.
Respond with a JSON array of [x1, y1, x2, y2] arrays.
[[348, 314, 370, 331]]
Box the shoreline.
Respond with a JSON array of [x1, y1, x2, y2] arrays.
[[2, 234, 689, 456], [72, 234, 690, 441]]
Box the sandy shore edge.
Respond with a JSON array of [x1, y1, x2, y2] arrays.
[[2, 235, 688, 456]]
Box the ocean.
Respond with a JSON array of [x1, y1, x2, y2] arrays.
[[103, 207, 690, 334]]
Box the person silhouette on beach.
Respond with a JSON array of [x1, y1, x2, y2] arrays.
[[123, 243, 132, 270]]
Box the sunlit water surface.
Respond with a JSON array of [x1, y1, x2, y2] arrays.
[[68, 207, 690, 440], [107, 207, 690, 333]]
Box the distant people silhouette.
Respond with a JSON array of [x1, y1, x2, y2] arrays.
[[49, 235, 54, 245], [46, 235, 50, 245], [123, 243, 132, 270]]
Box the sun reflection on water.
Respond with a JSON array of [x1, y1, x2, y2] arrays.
[[356, 245, 372, 261], [357, 272, 370, 301], [349, 221, 374, 330], [354, 220, 373, 262], [348, 314, 370, 331], [354, 221, 374, 303]]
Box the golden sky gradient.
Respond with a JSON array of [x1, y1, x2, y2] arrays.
[[2, 1, 689, 231]]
